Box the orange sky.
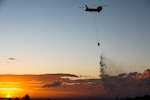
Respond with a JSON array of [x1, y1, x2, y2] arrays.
[[0, 69, 150, 99], [0, 74, 106, 99]]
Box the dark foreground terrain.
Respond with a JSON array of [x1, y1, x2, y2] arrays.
[[0, 98, 112, 100], [1, 95, 150, 100], [117, 94, 150, 100]]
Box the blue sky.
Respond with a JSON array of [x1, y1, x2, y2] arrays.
[[0, 0, 150, 77]]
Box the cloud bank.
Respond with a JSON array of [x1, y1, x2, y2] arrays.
[[100, 55, 150, 98], [104, 70, 150, 97]]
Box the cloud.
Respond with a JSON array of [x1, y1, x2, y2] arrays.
[[1, 68, 150, 99], [8, 58, 16, 60], [0, 73, 106, 98], [134, 69, 150, 79], [101, 69, 150, 98], [43, 81, 62, 88], [99, 54, 150, 98]]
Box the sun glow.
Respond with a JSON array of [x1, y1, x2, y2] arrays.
[[0, 87, 25, 98], [0, 88, 24, 91], [6, 94, 11, 98]]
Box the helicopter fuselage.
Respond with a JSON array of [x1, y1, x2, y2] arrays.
[[85, 6, 102, 12]]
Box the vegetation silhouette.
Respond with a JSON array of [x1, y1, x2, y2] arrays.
[[22, 94, 30, 100], [15, 97, 19, 100], [116, 94, 150, 100]]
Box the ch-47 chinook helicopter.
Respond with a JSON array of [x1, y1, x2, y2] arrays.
[[80, 4, 108, 46], [84, 5, 107, 13]]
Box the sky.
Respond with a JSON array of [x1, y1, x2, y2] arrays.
[[0, 74, 105, 98], [0, 70, 150, 99], [0, 0, 150, 99], [0, 0, 150, 83], [0, 0, 150, 76], [0, 0, 150, 77]]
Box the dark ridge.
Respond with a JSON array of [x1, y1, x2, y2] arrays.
[[116, 94, 150, 100]]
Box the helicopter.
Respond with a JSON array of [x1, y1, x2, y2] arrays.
[[79, 5, 108, 46], [82, 5, 107, 13]]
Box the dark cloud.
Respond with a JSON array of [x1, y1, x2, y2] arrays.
[[43, 81, 62, 88], [0, 73, 79, 82], [101, 69, 150, 98], [8, 58, 16, 60], [99, 55, 150, 98]]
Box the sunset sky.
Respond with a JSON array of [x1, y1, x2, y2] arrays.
[[0, 74, 105, 98], [0, 70, 150, 99], [0, 0, 150, 99]]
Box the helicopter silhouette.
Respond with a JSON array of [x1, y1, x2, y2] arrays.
[[79, 5, 108, 46], [81, 5, 107, 13]]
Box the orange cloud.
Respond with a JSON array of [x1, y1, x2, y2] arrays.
[[0, 73, 106, 98]]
